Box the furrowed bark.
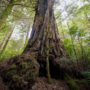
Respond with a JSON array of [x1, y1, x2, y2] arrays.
[[24, 0, 66, 58], [23, 0, 66, 78]]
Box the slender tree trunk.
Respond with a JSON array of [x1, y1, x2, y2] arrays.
[[72, 19, 87, 61], [78, 36, 88, 65], [26, 24, 31, 41], [0, 26, 14, 56], [0, 33, 8, 49], [67, 23, 78, 63]]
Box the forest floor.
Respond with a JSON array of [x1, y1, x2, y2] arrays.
[[0, 54, 89, 90], [0, 54, 69, 90], [0, 76, 70, 90], [31, 77, 69, 90], [0, 76, 8, 90]]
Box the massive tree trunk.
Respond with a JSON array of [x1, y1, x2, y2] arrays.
[[24, 0, 66, 59], [24, 0, 66, 78], [0, 0, 83, 89]]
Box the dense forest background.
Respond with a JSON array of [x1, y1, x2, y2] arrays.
[[0, 0, 89, 62], [0, 0, 90, 90]]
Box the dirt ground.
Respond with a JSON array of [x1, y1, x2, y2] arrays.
[[0, 77, 69, 90], [31, 77, 70, 90]]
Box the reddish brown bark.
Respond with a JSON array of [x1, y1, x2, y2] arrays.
[[23, 0, 66, 78], [24, 0, 66, 59]]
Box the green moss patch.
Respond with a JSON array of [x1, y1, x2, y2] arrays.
[[10, 64, 17, 70], [0, 54, 40, 90]]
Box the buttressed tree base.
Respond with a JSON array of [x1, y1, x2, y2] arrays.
[[24, 0, 66, 77], [0, 0, 87, 90]]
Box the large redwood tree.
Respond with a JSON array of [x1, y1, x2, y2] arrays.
[[23, 0, 66, 77], [24, 0, 66, 59]]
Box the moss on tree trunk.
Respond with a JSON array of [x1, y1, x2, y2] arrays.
[[23, 0, 66, 78]]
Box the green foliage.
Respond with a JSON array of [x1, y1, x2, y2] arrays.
[[0, 48, 23, 61], [10, 64, 17, 70], [69, 25, 78, 36], [55, 0, 90, 74], [63, 38, 74, 58], [81, 71, 90, 80], [78, 29, 86, 37], [64, 74, 80, 90]]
